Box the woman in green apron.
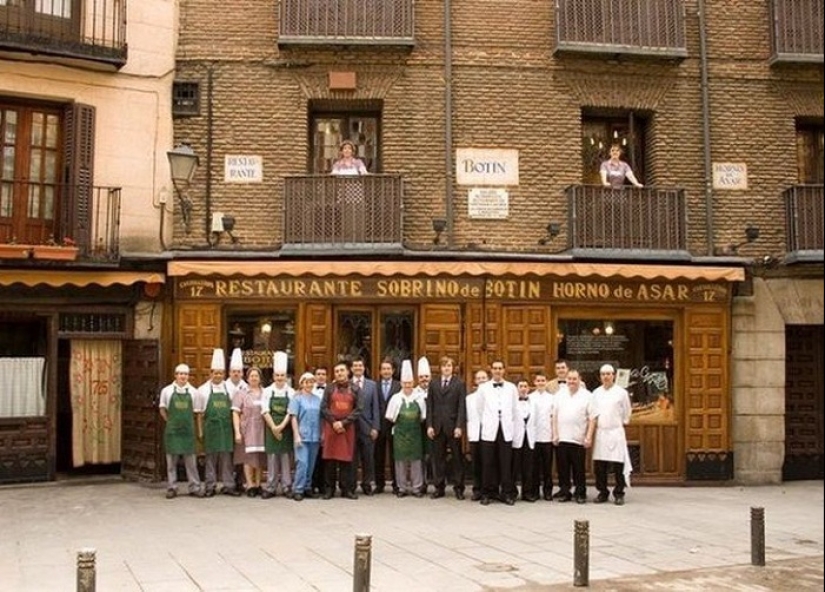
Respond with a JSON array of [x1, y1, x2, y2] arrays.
[[385, 360, 427, 498]]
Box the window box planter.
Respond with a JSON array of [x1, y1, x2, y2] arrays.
[[31, 245, 79, 261], [0, 244, 32, 259]]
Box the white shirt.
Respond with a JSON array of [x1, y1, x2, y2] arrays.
[[465, 390, 482, 442], [312, 384, 327, 399], [477, 380, 518, 442], [195, 379, 229, 413], [225, 378, 248, 398], [592, 384, 631, 462], [512, 397, 532, 449], [158, 382, 196, 409], [555, 387, 593, 445], [385, 391, 427, 423], [261, 383, 295, 416], [528, 389, 555, 444]]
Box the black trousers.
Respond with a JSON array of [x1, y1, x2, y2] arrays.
[[480, 427, 514, 500], [556, 442, 587, 498], [531, 441, 555, 497], [374, 425, 396, 492], [311, 445, 325, 492], [352, 433, 375, 492], [594, 459, 626, 498], [469, 441, 483, 495], [325, 460, 353, 495], [431, 430, 465, 492], [512, 443, 535, 497]]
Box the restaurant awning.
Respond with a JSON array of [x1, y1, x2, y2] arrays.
[[0, 270, 166, 288], [167, 260, 745, 282]]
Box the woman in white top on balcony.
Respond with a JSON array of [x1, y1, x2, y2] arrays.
[[600, 144, 643, 189], [331, 139, 367, 176]]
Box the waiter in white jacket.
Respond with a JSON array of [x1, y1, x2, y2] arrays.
[[477, 360, 518, 505], [591, 364, 632, 505]]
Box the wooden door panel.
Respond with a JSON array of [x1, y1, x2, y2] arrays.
[[502, 305, 548, 380], [784, 325, 824, 480], [466, 303, 499, 379], [177, 303, 221, 386], [685, 309, 727, 452], [420, 303, 462, 371], [303, 304, 332, 374], [121, 339, 162, 482]]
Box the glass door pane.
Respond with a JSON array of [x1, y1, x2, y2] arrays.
[[378, 308, 415, 381], [336, 309, 373, 376]]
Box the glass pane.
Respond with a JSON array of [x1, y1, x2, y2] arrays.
[[225, 312, 297, 385], [35, 0, 72, 18], [379, 309, 414, 380], [313, 118, 343, 174], [44, 151, 57, 182], [45, 114, 59, 149], [3, 110, 17, 144], [27, 184, 40, 218], [336, 311, 372, 374], [557, 319, 674, 423], [29, 149, 41, 180], [2, 147, 14, 179], [42, 185, 54, 220], [31, 113, 43, 147], [0, 183, 12, 217]]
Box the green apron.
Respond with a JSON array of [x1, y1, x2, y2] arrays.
[[203, 386, 233, 454], [264, 391, 293, 454], [393, 398, 423, 461], [165, 388, 196, 455]]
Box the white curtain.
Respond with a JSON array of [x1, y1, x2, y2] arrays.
[[0, 358, 46, 417], [71, 340, 122, 467]]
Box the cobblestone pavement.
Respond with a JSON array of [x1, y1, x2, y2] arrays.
[[0, 479, 821, 591]]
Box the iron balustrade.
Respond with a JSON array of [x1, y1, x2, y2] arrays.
[[279, 0, 414, 45], [0, 180, 121, 262], [0, 0, 127, 68], [769, 0, 824, 63], [784, 184, 824, 254], [283, 174, 403, 247], [566, 185, 687, 252], [554, 0, 686, 58]]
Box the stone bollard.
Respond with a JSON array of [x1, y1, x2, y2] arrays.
[[353, 533, 372, 592], [76, 548, 96, 592], [751, 507, 765, 567], [573, 520, 589, 587]]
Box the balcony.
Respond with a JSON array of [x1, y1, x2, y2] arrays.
[[0, 181, 121, 264], [769, 0, 824, 64], [784, 184, 824, 262], [565, 185, 688, 258], [282, 174, 403, 253], [279, 0, 414, 46], [554, 0, 686, 59], [0, 0, 127, 70]]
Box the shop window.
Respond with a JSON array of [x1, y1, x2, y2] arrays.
[[226, 311, 296, 385], [310, 102, 381, 174], [581, 110, 647, 185], [557, 318, 674, 423], [0, 316, 47, 417]]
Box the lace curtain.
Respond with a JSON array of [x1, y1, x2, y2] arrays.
[[0, 357, 46, 417]]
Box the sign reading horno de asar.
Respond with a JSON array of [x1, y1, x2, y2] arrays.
[[712, 162, 747, 190], [456, 148, 519, 186], [176, 277, 728, 304]]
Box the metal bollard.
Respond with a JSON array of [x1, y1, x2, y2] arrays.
[[76, 548, 96, 592], [573, 520, 589, 587], [353, 533, 372, 592], [751, 507, 765, 567]]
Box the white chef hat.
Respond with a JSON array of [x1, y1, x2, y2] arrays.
[[417, 356, 431, 378], [273, 350, 288, 374], [229, 348, 244, 370], [600, 364, 616, 374], [401, 359, 414, 383], [174, 363, 190, 374], [210, 348, 225, 371]]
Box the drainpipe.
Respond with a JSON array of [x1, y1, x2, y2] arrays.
[[698, 0, 715, 256], [444, 0, 454, 248], [205, 65, 215, 247]]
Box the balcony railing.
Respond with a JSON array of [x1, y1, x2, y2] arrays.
[[566, 185, 688, 255], [769, 0, 824, 64], [554, 0, 686, 59], [0, 0, 127, 69], [279, 0, 414, 46], [784, 184, 824, 260], [283, 175, 403, 250], [0, 181, 121, 263]]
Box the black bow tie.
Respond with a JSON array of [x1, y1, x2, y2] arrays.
[[558, 380, 566, 384], [492, 383, 503, 388]]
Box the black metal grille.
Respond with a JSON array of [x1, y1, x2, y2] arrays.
[[279, 0, 414, 45], [769, 0, 824, 63], [784, 184, 824, 253], [59, 312, 127, 334], [172, 82, 200, 117]]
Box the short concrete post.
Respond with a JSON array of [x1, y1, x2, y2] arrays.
[[76, 548, 96, 592], [353, 533, 372, 592], [751, 506, 765, 566], [573, 520, 589, 587]]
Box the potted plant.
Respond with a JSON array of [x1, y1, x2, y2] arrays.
[[0, 237, 32, 260], [31, 236, 80, 261]]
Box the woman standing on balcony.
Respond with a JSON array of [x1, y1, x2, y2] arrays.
[[600, 144, 643, 189], [331, 139, 368, 175], [331, 139, 368, 240]]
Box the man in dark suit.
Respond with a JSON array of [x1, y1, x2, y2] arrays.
[[351, 356, 380, 496], [427, 356, 467, 499], [375, 358, 401, 494]]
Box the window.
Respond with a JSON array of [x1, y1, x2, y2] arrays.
[[0, 0, 79, 40], [581, 110, 647, 185], [310, 102, 381, 174], [558, 318, 674, 423], [226, 311, 297, 384], [172, 82, 200, 118], [796, 120, 824, 184], [0, 315, 47, 418]]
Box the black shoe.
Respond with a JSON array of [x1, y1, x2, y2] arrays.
[[522, 495, 538, 503], [614, 496, 625, 506], [454, 489, 465, 500], [374, 486, 385, 495], [261, 490, 275, 499], [204, 488, 216, 498], [503, 497, 516, 506], [322, 491, 333, 500], [396, 491, 408, 498], [413, 491, 425, 498], [223, 488, 242, 497], [480, 497, 491, 506], [189, 488, 205, 498], [293, 493, 304, 501], [362, 486, 374, 497], [471, 491, 483, 502], [552, 491, 563, 500], [594, 494, 609, 504], [558, 494, 573, 503], [302, 491, 316, 500], [575, 496, 587, 505], [430, 490, 445, 499], [344, 492, 359, 500], [165, 489, 177, 499]]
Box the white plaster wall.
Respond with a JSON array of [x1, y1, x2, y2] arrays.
[[0, 0, 177, 253], [731, 275, 825, 484]]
